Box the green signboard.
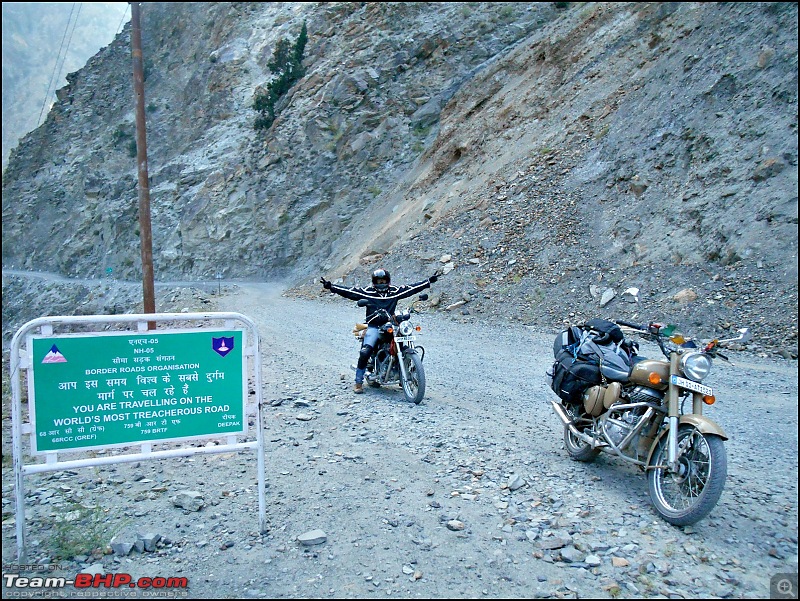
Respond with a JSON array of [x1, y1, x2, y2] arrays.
[[29, 329, 246, 453]]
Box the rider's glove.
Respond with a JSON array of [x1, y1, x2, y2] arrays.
[[320, 277, 332, 290], [429, 274, 438, 283]]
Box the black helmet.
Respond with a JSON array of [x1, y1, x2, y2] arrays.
[[371, 268, 390, 291]]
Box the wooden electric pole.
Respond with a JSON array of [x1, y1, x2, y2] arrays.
[[130, 2, 156, 325]]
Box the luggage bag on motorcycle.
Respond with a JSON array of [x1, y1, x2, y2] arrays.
[[547, 320, 630, 404], [548, 348, 602, 405]]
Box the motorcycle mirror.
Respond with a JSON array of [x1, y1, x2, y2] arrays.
[[357, 299, 369, 307]]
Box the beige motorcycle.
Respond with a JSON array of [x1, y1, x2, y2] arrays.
[[547, 316, 751, 526]]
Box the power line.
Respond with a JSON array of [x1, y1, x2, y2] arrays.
[[54, 4, 82, 99], [37, 3, 78, 127], [115, 3, 131, 35]]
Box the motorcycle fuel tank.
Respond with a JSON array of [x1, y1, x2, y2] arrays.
[[629, 359, 670, 390]]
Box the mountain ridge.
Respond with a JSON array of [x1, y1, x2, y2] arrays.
[[2, 2, 797, 355]]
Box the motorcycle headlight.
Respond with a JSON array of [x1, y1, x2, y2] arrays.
[[398, 322, 413, 336], [680, 351, 713, 382]]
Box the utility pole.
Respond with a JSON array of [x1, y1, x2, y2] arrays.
[[130, 2, 156, 326]]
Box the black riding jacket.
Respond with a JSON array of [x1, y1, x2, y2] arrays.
[[327, 280, 432, 326]]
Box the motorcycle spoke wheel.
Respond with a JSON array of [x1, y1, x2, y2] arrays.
[[563, 422, 600, 462], [648, 425, 727, 526], [400, 351, 425, 404]]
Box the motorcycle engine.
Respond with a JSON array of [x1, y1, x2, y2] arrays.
[[373, 348, 390, 371], [603, 407, 647, 448], [604, 419, 630, 447], [601, 387, 663, 451], [626, 386, 664, 405]]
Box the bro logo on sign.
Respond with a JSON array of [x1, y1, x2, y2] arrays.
[[213, 336, 235, 357]]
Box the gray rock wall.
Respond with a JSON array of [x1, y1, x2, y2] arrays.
[[2, 2, 797, 351]]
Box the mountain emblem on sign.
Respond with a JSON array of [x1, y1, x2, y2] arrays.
[[42, 344, 67, 363]]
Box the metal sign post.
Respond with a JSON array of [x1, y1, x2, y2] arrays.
[[9, 312, 266, 563]]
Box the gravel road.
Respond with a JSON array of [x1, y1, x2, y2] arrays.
[[2, 282, 797, 599]]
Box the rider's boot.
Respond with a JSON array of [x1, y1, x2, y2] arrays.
[[354, 367, 366, 394]]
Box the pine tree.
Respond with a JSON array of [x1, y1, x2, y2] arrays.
[[291, 21, 308, 80], [254, 21, 308, 131]]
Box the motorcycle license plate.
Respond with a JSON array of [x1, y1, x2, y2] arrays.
[[670, 375, 713, 396], [395, 335, 416, 343]]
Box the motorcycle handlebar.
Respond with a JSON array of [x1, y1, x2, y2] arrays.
[[616, 320, 666, 337], [615, 319, 644, 330]]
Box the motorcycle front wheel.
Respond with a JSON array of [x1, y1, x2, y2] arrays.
[[647, 425, 727, 526], [400, 349, 425, 404]]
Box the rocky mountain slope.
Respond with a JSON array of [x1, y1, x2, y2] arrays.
[[1, 2, 129, 170], [1, 2, 797, 355]]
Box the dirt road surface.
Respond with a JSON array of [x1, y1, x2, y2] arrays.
[[2, 282, 797, 599]]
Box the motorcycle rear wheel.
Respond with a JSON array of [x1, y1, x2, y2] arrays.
[[562, 403, 600, 462], [564, 426, 601, 462], [647, 425, 727, 526], [400, 350, 425, 404]]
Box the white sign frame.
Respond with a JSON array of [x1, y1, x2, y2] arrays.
[[9, 312, 266, 563]]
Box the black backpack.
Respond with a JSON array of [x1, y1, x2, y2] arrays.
[[582, 318, 624, 346], [549, 348, 602, 404], [552, 324, 583, 358], [548, 324, 600, 404]]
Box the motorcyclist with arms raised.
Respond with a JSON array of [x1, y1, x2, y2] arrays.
[[320, 268, 438, 393]]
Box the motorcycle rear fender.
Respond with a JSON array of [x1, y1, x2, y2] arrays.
[[645, 414, 728, 467]]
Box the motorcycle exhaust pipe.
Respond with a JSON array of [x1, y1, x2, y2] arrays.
[[549, 400, 605, 449]]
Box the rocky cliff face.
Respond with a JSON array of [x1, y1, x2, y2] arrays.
[[2, 2, 559, 279], [2, 2, 797, 353]]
